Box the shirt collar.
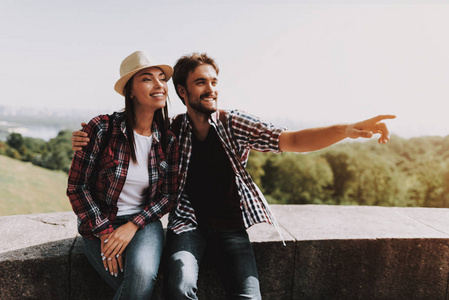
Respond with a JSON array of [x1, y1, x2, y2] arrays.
[[209, 110, 219, 125], [183, 110, 220, 128], [151, 122, 161, 144]]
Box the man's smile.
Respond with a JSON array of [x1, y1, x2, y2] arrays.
[[200, 95, 216, 101]]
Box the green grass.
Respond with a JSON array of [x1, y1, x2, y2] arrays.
[[0, 155, 72, 216]]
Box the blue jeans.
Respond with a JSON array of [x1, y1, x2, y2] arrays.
[[163, 227, 261, 300], [83, 215, 164, 300]]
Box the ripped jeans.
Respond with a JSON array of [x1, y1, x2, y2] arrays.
[[163, 227, 261, 300]]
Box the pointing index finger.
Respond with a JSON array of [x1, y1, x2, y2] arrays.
[[372, 115, 396, 122]]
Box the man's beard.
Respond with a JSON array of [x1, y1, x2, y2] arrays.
[[187, 91, 217, 115]]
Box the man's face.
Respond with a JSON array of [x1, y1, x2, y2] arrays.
[[181, 64, 218, 116]]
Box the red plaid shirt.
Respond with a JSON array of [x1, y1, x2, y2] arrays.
[[67, 112, 179, 239], [168, 110, 286, 238]]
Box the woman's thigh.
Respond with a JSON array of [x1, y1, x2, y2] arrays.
[[83, 219, 165, 292], [124, 219, 164, 278]]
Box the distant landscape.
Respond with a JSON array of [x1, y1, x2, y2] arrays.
[[0, 105, 106, 142], [1, 105, 448, 217]]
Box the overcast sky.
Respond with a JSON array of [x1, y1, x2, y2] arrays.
[[1, 0, 448, 138]]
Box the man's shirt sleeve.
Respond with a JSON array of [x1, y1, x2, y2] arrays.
[[227, 110, 287, 153]]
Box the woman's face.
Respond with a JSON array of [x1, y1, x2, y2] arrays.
[[130, 67, 168, 111]]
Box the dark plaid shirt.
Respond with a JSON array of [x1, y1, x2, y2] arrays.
[[168, 110, 286, 237], [67, 111, 179, 239]]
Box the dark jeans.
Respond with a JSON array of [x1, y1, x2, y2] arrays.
[[163, 227, 261, 300], [83, 215, 164, 300]]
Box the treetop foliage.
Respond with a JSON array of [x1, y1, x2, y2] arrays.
[[247, 135, 449, 208], [2, 130, 73, 173], [2, 132, 448, 208]]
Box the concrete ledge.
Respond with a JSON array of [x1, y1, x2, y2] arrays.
[[1, 205, 449, 299]]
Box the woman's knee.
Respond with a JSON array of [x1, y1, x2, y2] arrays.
[[131, 260, 159, 282], [125, 246, 162, 285]]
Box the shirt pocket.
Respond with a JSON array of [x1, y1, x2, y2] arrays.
[[98, 153, 119, 184], [155, 160, 168, 186]]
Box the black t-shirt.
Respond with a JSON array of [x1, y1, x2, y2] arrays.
[[185, 127, 245, 229]]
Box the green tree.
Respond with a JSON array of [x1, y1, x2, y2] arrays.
[[262, 153, 333, 204], [347, 152, 405, 206], [247, 151, 271, 190], [6, 132, 25, 160], [321, 149, 355, 204], [5, 147, 21, 160], [441, 167, 449, 207], [6, 132, 23, 150], [408, 159, 445, 207], [40, 130, 74, 172]]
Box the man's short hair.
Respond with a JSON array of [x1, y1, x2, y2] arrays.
[[173, 52, 219, 104]]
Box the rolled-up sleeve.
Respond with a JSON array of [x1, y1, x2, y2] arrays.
[[228, 110, 286, 153]]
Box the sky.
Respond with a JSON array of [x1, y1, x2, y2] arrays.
[[1, 0, 448, 138]]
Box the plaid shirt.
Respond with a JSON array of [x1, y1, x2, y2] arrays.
[[168, 109, 286, 237], [67, 111, 179, 239]]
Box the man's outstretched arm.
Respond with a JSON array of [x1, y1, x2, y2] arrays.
[[73, 115, 396, 152], [279, 115, 396, 153]]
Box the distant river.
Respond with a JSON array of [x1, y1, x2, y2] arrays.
[[0, 121, 63, 141]]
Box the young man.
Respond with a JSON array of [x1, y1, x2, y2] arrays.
[[71, 52, 395, 299]]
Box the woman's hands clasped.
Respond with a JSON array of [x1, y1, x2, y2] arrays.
[[100, 221, 139, 277]]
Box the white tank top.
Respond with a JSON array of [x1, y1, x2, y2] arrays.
[[116, 131, 153, 216]]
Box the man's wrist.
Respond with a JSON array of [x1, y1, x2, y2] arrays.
[[333, 124, 349, 138]]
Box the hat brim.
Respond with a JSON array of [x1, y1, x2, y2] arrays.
[[114, 64, 173, 96]]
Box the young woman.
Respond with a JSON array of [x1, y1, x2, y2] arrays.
[[67, 51, 179, 299]]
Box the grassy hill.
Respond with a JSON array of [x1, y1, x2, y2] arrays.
[[0, 155, 72, 216]]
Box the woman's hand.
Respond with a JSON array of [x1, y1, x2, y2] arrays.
[[100, 222, 139, 277], [99, 233, 120, 277]]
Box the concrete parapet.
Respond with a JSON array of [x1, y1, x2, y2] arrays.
[[1, 205, 449, 299]]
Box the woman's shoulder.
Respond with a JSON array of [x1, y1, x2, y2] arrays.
[[86, 111, 124, 134], [93, 111, 124, 123], [110, 111, 125, 120]]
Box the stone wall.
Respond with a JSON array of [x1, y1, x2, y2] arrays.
[[1, 205, 449, 299]]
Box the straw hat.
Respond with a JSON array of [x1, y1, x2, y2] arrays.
[[114, 50, 173, 96]]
